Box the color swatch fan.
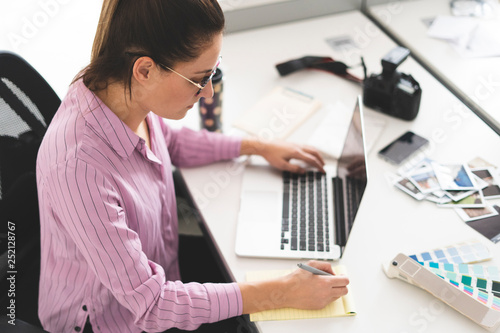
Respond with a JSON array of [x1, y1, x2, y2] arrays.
[[383, 241, 500, 331]]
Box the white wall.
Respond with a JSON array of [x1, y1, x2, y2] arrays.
[[0, 0, 102, 97], [0, 0, 393, 97], [219, 0, 292, 11]]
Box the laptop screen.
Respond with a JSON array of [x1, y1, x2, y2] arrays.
[[336, 96, 368, 247]]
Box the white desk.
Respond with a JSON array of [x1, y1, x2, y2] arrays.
[[367, 0, 500, 133], [3, 2, 500, 331], [180, 10, 500, 333]]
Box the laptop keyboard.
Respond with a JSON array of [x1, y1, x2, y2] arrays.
[[345, 177, 366, 231], [281, 171, 330, 253]]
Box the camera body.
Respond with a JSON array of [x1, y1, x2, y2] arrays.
[[363, 47, 422, 121]]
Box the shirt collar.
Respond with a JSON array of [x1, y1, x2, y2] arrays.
[[75, 80, 141, 158]]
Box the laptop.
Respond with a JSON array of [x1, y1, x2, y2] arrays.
[[235, 95, 368, 260]]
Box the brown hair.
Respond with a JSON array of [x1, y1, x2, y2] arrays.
[[74, 0, 225, 94]]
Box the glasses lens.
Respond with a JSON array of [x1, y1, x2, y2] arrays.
[[196, 58, 221, 95], [200, 75, 212, 88]]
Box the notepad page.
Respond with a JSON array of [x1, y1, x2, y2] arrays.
[[246, 265, 356, 321], [232, 86, 322, 140]]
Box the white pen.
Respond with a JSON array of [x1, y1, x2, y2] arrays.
[[297, 263, 333, 276]]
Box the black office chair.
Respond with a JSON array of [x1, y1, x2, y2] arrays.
[[0, 51, 60, 330]]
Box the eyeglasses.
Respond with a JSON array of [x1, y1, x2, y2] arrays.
[[160, 56, 221, 96], [126, 52, 221, 96]]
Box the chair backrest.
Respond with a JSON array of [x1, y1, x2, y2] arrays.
[[0, 51, 60, 329]]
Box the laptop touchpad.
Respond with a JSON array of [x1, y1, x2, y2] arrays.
[[240, 190, 279, 225]]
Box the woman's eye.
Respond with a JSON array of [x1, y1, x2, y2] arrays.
[[199, 76, 211, 85]]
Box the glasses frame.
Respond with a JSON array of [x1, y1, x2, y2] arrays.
[[126, 52, 221, 96]]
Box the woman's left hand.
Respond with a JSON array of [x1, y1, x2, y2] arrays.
[[240, 139, 325, 173]]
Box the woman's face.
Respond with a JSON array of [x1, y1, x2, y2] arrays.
[[146, 33, 223, 120]]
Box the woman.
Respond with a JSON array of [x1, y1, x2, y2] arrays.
[[36, 0, 349, 332]]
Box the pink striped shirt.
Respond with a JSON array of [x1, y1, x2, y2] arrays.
[[36, 80, 243, 332]]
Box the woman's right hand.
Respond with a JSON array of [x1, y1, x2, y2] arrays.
[[281, 260, 349, 310], [239, 260, 349, 314]]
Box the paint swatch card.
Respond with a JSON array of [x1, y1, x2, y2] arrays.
[[417, 260, 500, 281], [384, 253, 500, 331], [408, 240, 491, 264], [435, 274, 500, 311], [427, 266, 500, 297]]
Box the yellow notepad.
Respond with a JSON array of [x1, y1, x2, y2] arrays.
[[246, 265, 356, 321]]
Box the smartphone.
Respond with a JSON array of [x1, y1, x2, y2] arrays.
[[378, 131, 429, 165]]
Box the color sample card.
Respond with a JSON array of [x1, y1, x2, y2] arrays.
[[409, 241, 491, 264], [417, 261, 500, 281], [428, 267, 500, 297], [387, 253, 500, 329], [432, 273, 500, 311]]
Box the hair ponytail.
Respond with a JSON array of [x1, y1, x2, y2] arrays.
[[74, 0, 225, 94], [91, 0, 121, 62]]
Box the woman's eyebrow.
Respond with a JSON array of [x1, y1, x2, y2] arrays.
[[194, 68, 212, 75]]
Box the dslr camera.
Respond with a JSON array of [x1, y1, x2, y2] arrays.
[[363, 47, 422, 121]]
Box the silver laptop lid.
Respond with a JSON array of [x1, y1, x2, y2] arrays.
[[336, 95, 368, 249], [337, 96, 368, 184]]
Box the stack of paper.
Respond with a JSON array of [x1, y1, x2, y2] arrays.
[[427, 15, 500, 58]]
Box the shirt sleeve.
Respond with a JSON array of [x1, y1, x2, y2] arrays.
[[48, 158, 243, 331], [159, 118, 242, 167]]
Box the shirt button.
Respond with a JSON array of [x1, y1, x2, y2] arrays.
[[82, 305, 88, 311], [74, 327, 81, 332]]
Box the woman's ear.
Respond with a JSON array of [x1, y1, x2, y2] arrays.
[[132, 57, 157, 86]]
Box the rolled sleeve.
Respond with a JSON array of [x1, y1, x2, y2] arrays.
[[160, 118, 242, 167]]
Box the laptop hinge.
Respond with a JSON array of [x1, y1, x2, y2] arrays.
[[333, 177, 347, 248]]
